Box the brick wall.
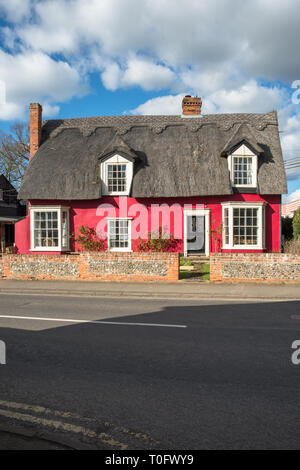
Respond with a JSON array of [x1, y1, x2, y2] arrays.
[[210, 253, 300, 283], [1, 252, 179, 282], [29, 103, 42, 159]]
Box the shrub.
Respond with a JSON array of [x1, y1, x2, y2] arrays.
[[134, 228, 178, 252], [75, 225, 106, 252], [180, 257, 192, 266], [293, 209, 300, 240], [283, 238, 300, 254], [210, 220, 223, 252], [281, 216, 293, 241]]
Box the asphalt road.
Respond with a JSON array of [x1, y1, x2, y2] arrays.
[[0, 293, 299, 450]]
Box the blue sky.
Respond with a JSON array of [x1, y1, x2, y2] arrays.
[[0, 0, 300, 200]]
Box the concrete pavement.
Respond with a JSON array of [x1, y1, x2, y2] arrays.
[[0, 278, 299, 301]]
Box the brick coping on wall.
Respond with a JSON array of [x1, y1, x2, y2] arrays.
[[210, 253, 300, 283], [1, 252, 180, 282]]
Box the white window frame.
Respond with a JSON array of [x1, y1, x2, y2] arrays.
[[228, 144, 258, 188], [30, 206, 70, 252], [221, 202, 265, 250], [106, 217, 132, 252], [101, 154, 133, 196]]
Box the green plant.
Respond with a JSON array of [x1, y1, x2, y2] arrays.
[[293, 209, 300, 240], [200, 263, 210, 280], [210, 220, 223, 252], [179, 261, 210, 280], [283, 238, 300, 254], [282, 216, 293, 240], [180, 257, 192, 266], [134, 228, 178, 252], [75, 225, 106, 252]]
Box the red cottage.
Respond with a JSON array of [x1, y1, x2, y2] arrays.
[[16, 97, 287, 256]]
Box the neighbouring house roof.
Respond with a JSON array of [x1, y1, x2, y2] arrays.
[[18, 111, 287, 200], [0, 174, 26, 219], [0, 174, 17, 192], [0, 216, 25, 223], [282, 198, 300, 217]]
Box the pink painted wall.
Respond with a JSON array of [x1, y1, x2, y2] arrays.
[[15, 194, 281, 254]]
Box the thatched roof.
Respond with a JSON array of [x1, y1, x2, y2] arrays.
[[19, 111, 287, 200], [220, 123, 264, 156]]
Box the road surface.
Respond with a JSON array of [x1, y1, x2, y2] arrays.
[[0, 293, 299, 449]]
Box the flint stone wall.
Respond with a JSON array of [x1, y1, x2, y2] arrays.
[[210, 253, 300, 282], [1, 252, 179, 282]]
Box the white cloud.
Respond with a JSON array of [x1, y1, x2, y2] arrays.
[[121, 57, 175, 91], [5, 0, 300, 83], [132, 81, 286, 115], [132, 94, 185, 115], [0, 50, 86, 121], [101, 63, 122, 92], [0, 102, 23, 121], [0, 0, 33, 22], [101, 56, 175, 92], [284, 189, 300, 203], [42, 103, 60, 118], [2, 0, 300, 98], [279, 109, 300, 181], [203, 80, 288, 114], [179, 67, 234, 96]]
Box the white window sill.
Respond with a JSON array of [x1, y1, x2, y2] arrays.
[[108, 248, 132, 252], [103, 193, 130, 196], [30, 248, 62, 252], [232, 185, 257, 189], [222, 245, 264, 250]]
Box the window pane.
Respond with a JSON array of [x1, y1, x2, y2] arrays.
[[33, 210, 60, 248], [107, 164, 127, 193], [223, 208, 229, 245], [233, 156, 253, 185], [61, 211, 68, 248], [232, 207, 259, 246], [109, 219, 129, 249]]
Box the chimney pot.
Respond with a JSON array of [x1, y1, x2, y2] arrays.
[[182, 95, 202, 116], [29, 102, 42, 159]]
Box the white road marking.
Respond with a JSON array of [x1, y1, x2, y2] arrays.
[[0, 314, 187, 328], [0, 399, 95, 423], [0, 407, 127, 449], [0, 400, 157, 448]]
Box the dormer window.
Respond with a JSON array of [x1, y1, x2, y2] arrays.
[[107, 163, 127, 193], [228, 144, 257, 188], [100, 153, 133, 196]]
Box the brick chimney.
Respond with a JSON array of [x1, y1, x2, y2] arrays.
[[29, 103, 42, 159], [182, 95, 202, 116]]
